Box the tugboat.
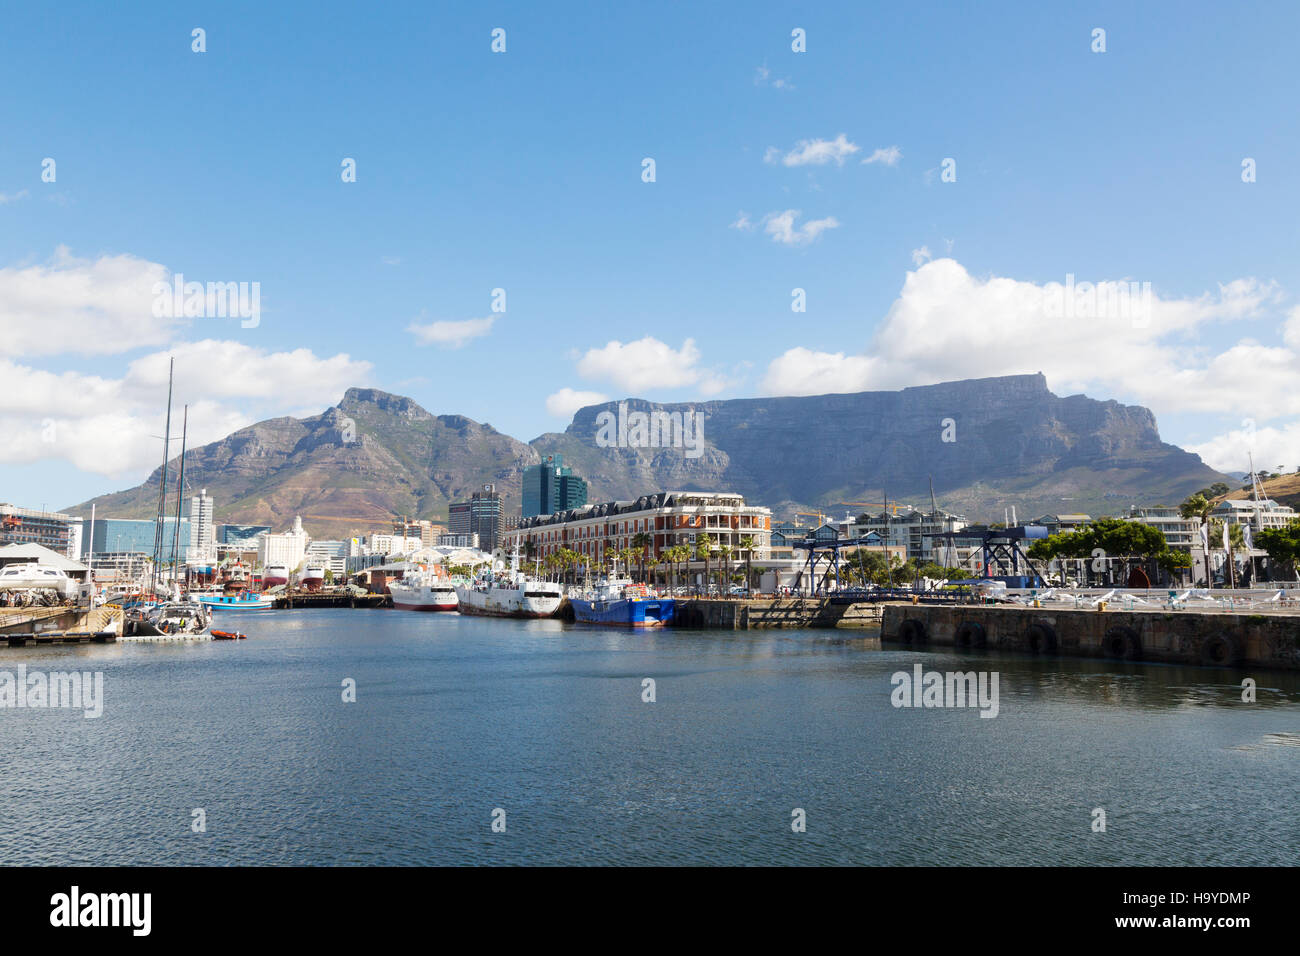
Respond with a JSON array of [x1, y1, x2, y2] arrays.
[[455, 547, 563, 619], [570, 564, 675, 627]]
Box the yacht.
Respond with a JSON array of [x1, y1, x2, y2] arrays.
[[0, 562, 79, 601]]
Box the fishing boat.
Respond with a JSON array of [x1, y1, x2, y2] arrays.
[[455, 548, 563, 618], [389, 567, 458, 611], [570, 567, 675, 627], [192, 588, 275, 611]]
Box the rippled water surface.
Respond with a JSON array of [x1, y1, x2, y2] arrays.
[[1, 608, 1297, 865]]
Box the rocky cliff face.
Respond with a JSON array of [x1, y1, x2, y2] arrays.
[[66, 374, 1229, 532], [530, 373, 1227, 520]]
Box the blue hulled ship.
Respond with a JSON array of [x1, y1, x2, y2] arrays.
[[570, 570, 675, 627]]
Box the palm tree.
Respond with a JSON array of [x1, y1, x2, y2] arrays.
[[631, 531, 652, 582], [719, 543, 733, 597], [738, 534, 756, 594], [695, 533, 713, 595]]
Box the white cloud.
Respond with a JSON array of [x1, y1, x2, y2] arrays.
[[862, 146, 902, 166], [760, 258, 1284, 415], [407, 315, 496, 349], [753, 64, 793, 90], [730, 211, 753, 231], [0, 189, 29, 203], [762, 209, 840, 246], [0, 344, 370, 478], [0, 246, 176, 356], [576, 337, 719, 394], [545, 387, 609, 418], [1187, 421, 1300, 476], [911, 246, 932, 266], [767, 134, 859, 167]]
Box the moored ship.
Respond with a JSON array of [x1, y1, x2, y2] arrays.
[[301, 564, 326, 592], [455, 549, 562, 619], [389, 567, 458, 611], [570, 568, 675, 627], [262, 564, 289, 589]]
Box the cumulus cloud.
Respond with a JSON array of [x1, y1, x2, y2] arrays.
[[407, 315, 496, 349], [545, 387, 609, 419], [767, 134, 859, 167], [0, 344, 371, 477], [862, 146, 902, 166], [575, 336, 726, 394], [1186, 421, 1300, 476], [0, 246, 177, 356], [911, 246, 932, 266], [760, 258, 1283, 419], [762, 209, 840, 246]]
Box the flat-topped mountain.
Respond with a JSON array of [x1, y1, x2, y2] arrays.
[[67, 374, 1230, 533]]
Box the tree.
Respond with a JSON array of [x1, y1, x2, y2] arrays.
[[719, 543, 733, 595], [694, 534, 713, 594], [1257, 519, 1300, 579], [738, 534, 756, 594], [630, 532, 652, 582]]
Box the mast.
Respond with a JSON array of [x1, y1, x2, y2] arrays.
[[170, 405, 189, 593], [149, 357, 175, 598]]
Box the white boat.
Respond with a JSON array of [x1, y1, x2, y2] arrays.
[[127, 600, 211, 637], [262, 564, 289, 588], [389, 568, 458, 612], [455, 549, 563, 619], [191, 587, 275, 611], [0, 562, 79, 601]]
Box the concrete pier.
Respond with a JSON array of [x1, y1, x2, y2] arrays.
[[881, 602, 1300, 671], [676, 598, 883, 630]]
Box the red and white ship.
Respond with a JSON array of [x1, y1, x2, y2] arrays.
[[262, 563, 289, 588], [301, 563, 325, 591], [388, 567, 458, 611]]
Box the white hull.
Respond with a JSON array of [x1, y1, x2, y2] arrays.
[[389, 581, 458, 612], [455, 583, 562, 618]]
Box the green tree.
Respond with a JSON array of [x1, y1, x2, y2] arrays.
[[694, 533, 713, 594]]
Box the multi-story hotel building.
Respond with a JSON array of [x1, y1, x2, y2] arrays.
[[1, 503, 82, 557], [505, 491, 771, 569]]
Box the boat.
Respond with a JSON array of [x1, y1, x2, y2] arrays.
[[0, 562, 79, 602], [455, 548, 563, 619], [211, 629, 247, 640], [570, 567, 675, 627], [127, 600, 211, 637], [389, 567, 458, 611], [192, 588, 275, 611], [262, 564, 289, 589], [301, 564, 325, 591]]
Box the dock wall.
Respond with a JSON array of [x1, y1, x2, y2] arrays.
[[676, 599, 883, 630], [881, 603, 1300, 671]]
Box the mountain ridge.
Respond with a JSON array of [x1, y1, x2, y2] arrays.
[[65, 374, 1231, 537]]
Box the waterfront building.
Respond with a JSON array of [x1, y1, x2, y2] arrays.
[[217, 523, 271, 545], [506, 491, 770, 581], [83, 516, 191, 561], [437, 533, 480, 549], [1210, 498, 1297, 531], [258, 516, 309, 572], [1123, 505, 1198, 550], [522, 455, 589, 518], [852, 508, 970, 563], [1, 503, 81, 557], [85, 551, 151, 584], [450, 486, 503, 552]]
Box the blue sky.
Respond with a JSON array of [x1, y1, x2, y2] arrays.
[[3, 0, 1299, 510]]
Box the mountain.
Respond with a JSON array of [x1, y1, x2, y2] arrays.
[[527, 373, 1230, 521], [66, 388, 539, 540], [66, 374, 1231, 534]]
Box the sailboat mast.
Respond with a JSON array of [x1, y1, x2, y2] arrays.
[[150, 357, 174, 597], [171, 405, 189, 589]]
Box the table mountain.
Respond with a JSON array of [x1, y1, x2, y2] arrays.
[[66, 374, 1230, 534]]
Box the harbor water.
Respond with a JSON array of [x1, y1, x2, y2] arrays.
[[1, 608, 1297, 865]]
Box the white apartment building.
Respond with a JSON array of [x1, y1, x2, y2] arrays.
[[367, 534, 423, 557], [189, 489, 216, 563]]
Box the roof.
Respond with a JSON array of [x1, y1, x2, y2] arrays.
[[0, 542, 89, 573]]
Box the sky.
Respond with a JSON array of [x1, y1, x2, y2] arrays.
[[3, 0, 1299, 511]]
